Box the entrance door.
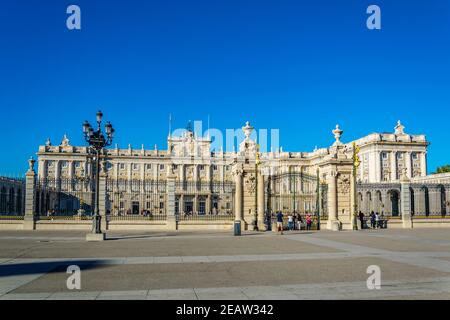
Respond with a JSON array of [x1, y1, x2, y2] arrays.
[[132, 201, 139, 215]]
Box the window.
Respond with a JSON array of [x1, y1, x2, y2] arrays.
[[106, 162, 113, 170], [47, 161, 54, 168], [146, 164, 152, 170], [213, 165, 218, 171], [160, 164, 165, 170], [119, 163, 125, 170], [172, 164, 178, 170], [61, 161, 68, 168], [199, 165, 205, 171], [382, 152, 387, 159], [412, 153, 418, 160], [132, 163, 139, 171], [74, 161, 81, 168]]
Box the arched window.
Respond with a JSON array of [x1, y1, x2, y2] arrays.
[[8, 188, 15, 214], [0, 187, 7, 213], [439, 185, 446, 216], [421, 186, 430, 216], [388, 190, 400, 217], [410, 187, 415, 216], [16, 189, 22, 214]]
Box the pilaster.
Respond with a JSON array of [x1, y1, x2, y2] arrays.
[[24, 158, 36, 230]]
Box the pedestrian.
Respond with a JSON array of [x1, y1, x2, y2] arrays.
[[370, 212, 376, 228], [375, 212, 380, 229], [359, 211, 365, 229], [288, 213, 294, 231], [297, 214, 303, 230], [276, 211, 284, 235], [306, 213, 312, 230]]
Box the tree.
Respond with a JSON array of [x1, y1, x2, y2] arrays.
[[434, 165, 450, 174]]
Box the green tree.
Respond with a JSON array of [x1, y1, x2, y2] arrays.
[[434, 165, 450, 174]]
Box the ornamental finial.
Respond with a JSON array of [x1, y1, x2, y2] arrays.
[[27, 157, 36, 173], [242, 121, 254, 140], [332, 124, 343, 146], [395, 120, 405, 135]]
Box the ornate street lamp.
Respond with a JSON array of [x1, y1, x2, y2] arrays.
[[83, 110, 114, 237]]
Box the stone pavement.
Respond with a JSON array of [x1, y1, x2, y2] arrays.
[[1, 229, 450, 300]]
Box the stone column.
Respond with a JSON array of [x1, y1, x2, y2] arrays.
[[326, 171, 341, 231], [391, 151, 397, 181], [257, 170, 265, 231], [376, 151, 382, 183], [24, 158, 36, 230], [405, 152, 412, 180], [420, 152, 427, 176], [400, 176, 413, 229], [166, 174, 177, 230]]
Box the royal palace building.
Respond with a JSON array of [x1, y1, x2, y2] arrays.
[[27, 118, 450, 232]]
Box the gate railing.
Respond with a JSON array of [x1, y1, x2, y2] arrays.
[[34, 178, 94, 220]]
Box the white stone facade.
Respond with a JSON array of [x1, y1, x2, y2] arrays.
[[36, 120, 428, 185]]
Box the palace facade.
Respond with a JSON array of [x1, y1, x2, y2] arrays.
[[36, 120, 428, 184], [33, 120, 434, 221]]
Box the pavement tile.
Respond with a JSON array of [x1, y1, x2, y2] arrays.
[[47, 291, 100, 300], [0, 292, 52, 300]]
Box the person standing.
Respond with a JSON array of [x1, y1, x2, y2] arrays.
[[306, 213, 312, 230], [375, 212, 380, 229], [370, 212, 376, 229], [276, 211, 284, 235], [359, 211, 365, 229], [288, 213, 294, 231]]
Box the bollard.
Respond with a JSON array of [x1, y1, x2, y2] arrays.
[[234, 220, 241, 236]]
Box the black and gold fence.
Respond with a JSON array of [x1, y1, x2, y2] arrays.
[[175, 181, 235, 221], [0, 177, 25, 219], [34, 178, 95, 220], [106, 179, 167, 220]]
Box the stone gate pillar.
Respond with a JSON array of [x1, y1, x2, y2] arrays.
[[326, 170, 340, 230], [234, 166, 243, 229], [319, 125, 353, 231], [400, 170, 413, 229], [24, 157, 36, 230]]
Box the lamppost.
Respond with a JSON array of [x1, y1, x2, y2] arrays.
[[82, 111, 114, 237]]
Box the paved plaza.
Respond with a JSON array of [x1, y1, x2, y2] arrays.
[[1, 228, 450, 300]]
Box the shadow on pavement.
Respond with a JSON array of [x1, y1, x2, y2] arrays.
[[0, 260, 111, 278]]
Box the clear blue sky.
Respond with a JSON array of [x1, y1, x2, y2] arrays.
[[0, 0, 449, 176]]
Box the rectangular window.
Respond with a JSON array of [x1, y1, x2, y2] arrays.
[[199, 165, 205, 171], [132, 164, 139, 171], [146, 164, 152, 170], [213, 165, 218, 171], [160, 164, 165, 170], [119, 163, 125, 170]]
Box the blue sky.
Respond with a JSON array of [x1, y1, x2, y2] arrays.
[[0, 0, 449, 176]]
